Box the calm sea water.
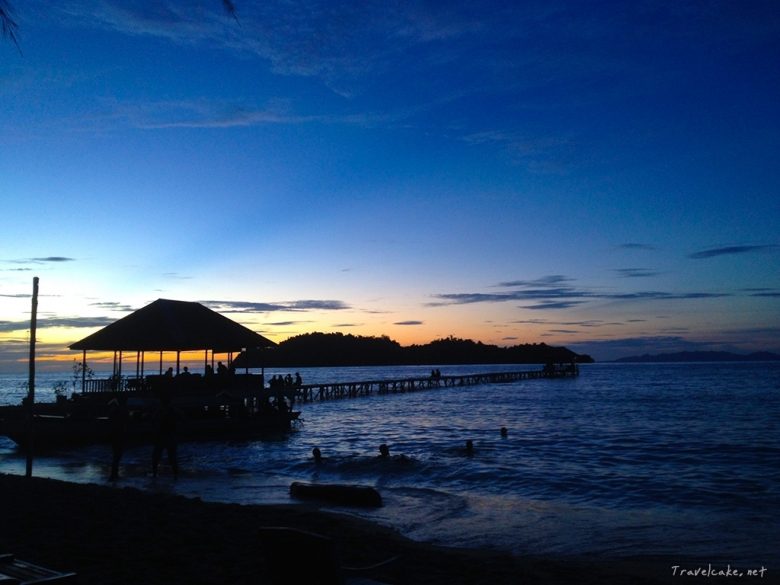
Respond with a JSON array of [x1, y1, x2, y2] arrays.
[[1, 363, 778, 566]]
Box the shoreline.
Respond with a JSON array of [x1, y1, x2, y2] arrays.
[[0, 473, 740, 585]]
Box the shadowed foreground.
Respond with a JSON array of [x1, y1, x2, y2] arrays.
[[0, 474, 692, 584]]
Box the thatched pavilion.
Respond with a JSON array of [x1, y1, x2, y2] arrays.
[[69, 299, 275, 393]]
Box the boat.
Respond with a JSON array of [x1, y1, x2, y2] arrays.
[[0, 397, 299, 449], [0, 299, 299, 449], [289, 481, 383, 507]]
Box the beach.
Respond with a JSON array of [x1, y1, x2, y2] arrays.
[[1, 473, 686, 585]]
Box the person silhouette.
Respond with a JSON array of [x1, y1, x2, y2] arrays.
[[108, 395, 129, 481], [152, 395, 179, 479], [378, 444, 390, 458], [312, 447, 323, 463]]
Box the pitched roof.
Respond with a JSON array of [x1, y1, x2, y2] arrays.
[[69, 299, 275, 352]]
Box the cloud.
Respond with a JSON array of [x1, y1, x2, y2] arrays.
[[522, 301, 585, 310], [89, 301, 134, 312], [513, 319, 613, 328], [202, 299, 350, 313], [124, 99, 320, 130], [461, 131, 574, 173], [496, 275, 573, 288], [431, 276, 730, 311], [33, 256, 75, 262], [689, 245, 777, 259], [0, 316, 115, 333], [613, 268, 659, 278], [394, 320, 423, 326], [5, 256, 76, 265], [607, 292, 729, 301], [619, 243, 655, 251]]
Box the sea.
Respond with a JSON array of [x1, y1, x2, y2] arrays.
[[1, 362, 778, 568]]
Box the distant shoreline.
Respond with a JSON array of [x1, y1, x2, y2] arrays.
[[611, 350, 780, 363]]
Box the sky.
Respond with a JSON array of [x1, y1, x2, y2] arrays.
[[1, 0, 779, 372]]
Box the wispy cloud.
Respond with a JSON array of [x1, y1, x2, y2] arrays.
[[524, 301, 584, 310], [461, 130, 574, 173], [689, 245, 777, 259], [613, 268, 659, 278], [202, 299, 350, 313], [430, 274, 730, 310], [394, 320, 423, 326], [128, 99, 319, 130], [496, 275, 573, 288], [619, 243, 655, 251], [5, 256, 76, 264], [0, 316, 115, 333], [89, 301, 134, 312]]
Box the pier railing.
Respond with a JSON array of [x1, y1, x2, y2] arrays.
[[293, 365, 578, 403]]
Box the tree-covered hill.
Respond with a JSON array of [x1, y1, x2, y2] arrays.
[[234, 332, 593, 368]]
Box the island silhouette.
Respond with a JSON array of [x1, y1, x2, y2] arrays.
[[233, 332, 594, 368]]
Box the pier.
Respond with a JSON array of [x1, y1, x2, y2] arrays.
[[72, 365, 578, 404], [293, 365, 578, 403]]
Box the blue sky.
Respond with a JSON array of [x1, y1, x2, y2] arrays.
[[1, 0, 779, 371]]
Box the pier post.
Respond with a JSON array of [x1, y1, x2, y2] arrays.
[[25, 276, 39, 478]]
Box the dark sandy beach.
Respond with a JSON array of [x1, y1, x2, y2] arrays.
[[0, 473, 766, 585]]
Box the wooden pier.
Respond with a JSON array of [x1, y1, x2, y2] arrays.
[[69, 365, 579, 406], [293, 365, 578, 403]]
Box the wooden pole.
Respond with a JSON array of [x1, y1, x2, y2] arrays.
[[25, 276, 39, 478]]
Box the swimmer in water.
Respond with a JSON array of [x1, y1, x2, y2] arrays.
[[500, 426, 508, 438], [312, 447, 323, 463], [378, 444, 390, 458]]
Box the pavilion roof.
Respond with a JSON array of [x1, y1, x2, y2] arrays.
[[69, 299, 275, 353]]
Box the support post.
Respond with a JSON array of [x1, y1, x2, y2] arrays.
[[25, 276, 39, 478]]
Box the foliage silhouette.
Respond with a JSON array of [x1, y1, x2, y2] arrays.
[[235, 332, 593, 368], [0, 1, 237, 53]]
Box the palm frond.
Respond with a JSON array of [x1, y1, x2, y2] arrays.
[[222, 0, 239, 24], [0, 0, 21, 53]]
